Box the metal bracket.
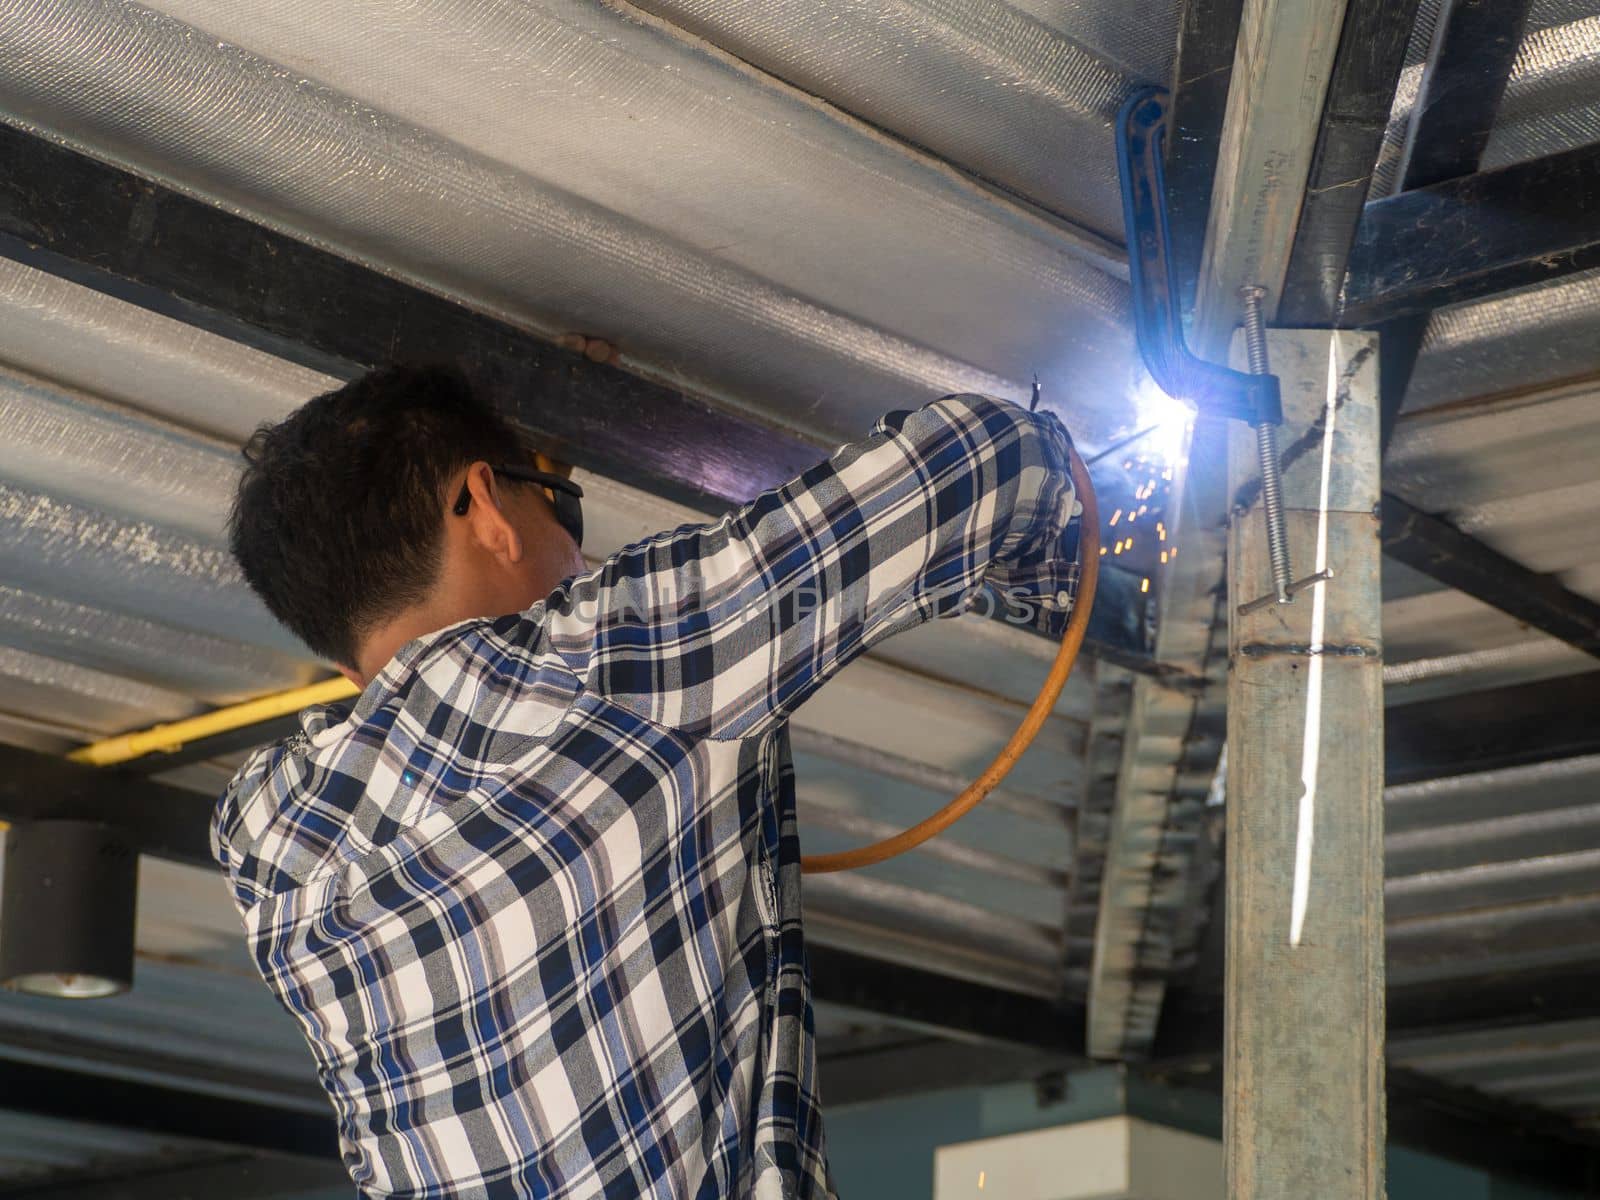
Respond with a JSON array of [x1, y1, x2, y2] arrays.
[[1115, 87, 1298, 613], [1114, 88, 1282, 428]]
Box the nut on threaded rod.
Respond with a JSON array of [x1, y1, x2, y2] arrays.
[[1239, 285, 1293, 607]]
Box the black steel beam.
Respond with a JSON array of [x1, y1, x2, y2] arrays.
[[1343, 142, 1600, 326], [0, 1058, 339, 1160], [1371, 0, 1531, 446], [1161, 957, 1600, 1065], [1386, 1066, 1600, 1197], [1386, 669, 1600, 786], [118, 714, 303, 776], [1388, 966, 1600, 1043], [1395, 0, 1533, 192], [1138, 1053, 1600, 1194], [806, 945, 1084, 1054], [1162, 0, 1246, 317], [1, 1155, 351, 1199], [1277, 0, 1424, 326], [0, 122, 819, 516], [0, 744, 217, 870], [817, 1036, 1070, 1107], [1380, 493, 1600, 660]]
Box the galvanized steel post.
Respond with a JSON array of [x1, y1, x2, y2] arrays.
[[1225, 328, 1385, 1199]]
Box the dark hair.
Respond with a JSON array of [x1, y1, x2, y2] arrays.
[[229, 364, 532, 666]]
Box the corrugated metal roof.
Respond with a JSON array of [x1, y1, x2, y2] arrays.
[[1376, 367, 1600, 1053], [1, 0, 1599, 1159], [1394, 1019, 1600, 1128], [1371, 86, 1600, 1119]]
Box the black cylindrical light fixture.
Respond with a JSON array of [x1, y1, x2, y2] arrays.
[[1, 820, 138, 998]]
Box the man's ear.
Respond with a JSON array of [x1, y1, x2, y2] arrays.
[[336, 663, 365, 688], [461, 461, 524, 563]]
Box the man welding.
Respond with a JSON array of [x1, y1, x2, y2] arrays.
[[214, 364, 1079, 1199]]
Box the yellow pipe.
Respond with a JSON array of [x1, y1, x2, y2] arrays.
[[68, 677, 359, 767]]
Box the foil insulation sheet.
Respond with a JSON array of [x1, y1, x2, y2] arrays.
[[0, 481, 297, 656], [1406, 267, 1600, 416], [0, 0, 1137, 448], [0, 584, 314, 705], [0, 367, 240, 544], [1485, 2, 1600, 170], [0, 258, 332, 443], [1371, 0, 1600, 197], [625, 0, 1178, 237], [0, 644, 199, 734]]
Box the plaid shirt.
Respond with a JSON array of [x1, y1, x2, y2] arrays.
[[212, 395, 1079, 1199]]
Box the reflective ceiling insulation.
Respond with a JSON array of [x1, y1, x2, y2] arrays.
[[622, 0, 1177, 236], [0, 0, 1152, 450]]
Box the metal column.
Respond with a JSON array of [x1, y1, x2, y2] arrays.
[[1224, 328, 1384, 1198]]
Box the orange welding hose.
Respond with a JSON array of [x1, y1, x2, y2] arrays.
[[799, 439, 1100, 874]]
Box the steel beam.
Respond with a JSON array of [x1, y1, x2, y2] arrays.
[[0, 119, 1153, 669], [1088, 0, 1352, 1064], [1276, 0, 1424, 327], [816, 1037, 1073, 1107], [0, 1057, 339, 1159], [1156, 974, 1600, 1194], [1190, 0, 1353, 347], [0, 121, 818, 516], [1358, 32, 1600, 675], [1385, 1067, 1600, 1196], [1343, 143, 1600, 326], [1394, 0, 1534, 191], [1163, 0, 1247, 317], [1388, 966, 1600, 1044], [0, 744, 216, 869], [117, 715, 303, 777], [1367, 0, 1534, 448], [1163, 961, 1600, 1068], [806, 946, 1084, 1054], [1385, 669, 1600, 786], [1224, 328, 1385, 1199], [1380, 495, 1600, 660], [1140, 1057, 1600, 1195]]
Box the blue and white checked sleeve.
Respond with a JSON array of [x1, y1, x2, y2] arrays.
[[541, 394, 1079, 741]]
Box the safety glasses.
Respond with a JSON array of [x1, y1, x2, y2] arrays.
[[452, 465, 584, 549]]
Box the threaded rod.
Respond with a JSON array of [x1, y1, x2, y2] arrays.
[[1240, 286, 1291, 604]]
